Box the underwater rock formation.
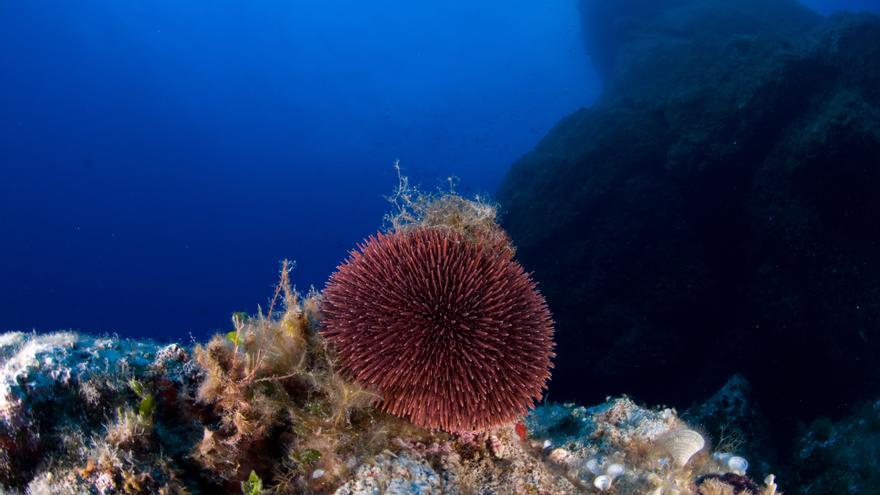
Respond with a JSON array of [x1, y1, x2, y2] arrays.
[[579, 0, 819, 86], [0, 189, 784, 494], [793, 398, 880, 494], [684, 375, 777, 478], [0, 329, 781, 493], [0, 331, 192, 487], [499, 0, 880, 438]]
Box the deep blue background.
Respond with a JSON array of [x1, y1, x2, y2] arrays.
[[0, 0, 598, 341], [0, 0, 875, 341]]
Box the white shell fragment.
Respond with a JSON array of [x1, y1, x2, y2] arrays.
[[727, 455, 749, 475], [764, 474, 778, 495], [606, 463, 625, 478], [660, 429, 705, 467], [713, 452, 749, 474], [592, 462, 625, 491], [594, 475, 613, 491]]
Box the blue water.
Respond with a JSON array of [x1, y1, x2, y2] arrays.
[[804, 0, 880, 15], [0, 0, 875, 341]]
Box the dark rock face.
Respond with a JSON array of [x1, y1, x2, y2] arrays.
[[794, 399, 880, 494], [499, 0, 880, 439], [685, 375, 776, 475], [580, 0, 819, 85]]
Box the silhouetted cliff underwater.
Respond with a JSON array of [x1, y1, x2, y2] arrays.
[[500, 0, 880, 491]]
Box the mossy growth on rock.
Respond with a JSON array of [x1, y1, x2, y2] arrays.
[[192, 259, 436, 493], [0, 280, 786, 494]]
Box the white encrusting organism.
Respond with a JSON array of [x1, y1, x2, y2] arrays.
[[713, 452, 749, 474], [593, 462, 625, 491]]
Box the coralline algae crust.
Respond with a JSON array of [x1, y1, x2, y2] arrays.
[[0, 330, 785, 494]]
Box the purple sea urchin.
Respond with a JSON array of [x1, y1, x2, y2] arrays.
[[321, 227, 554, 432], [696, 473, 762, 495]]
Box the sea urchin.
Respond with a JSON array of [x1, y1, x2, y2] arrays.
[[322, 227, 554, 432]]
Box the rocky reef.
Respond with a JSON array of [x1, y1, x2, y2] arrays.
[[0, 190, 789, 494], [793, 398, 880, 494], [499, 0, 880, 457], [0, 328, 782, 494]]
